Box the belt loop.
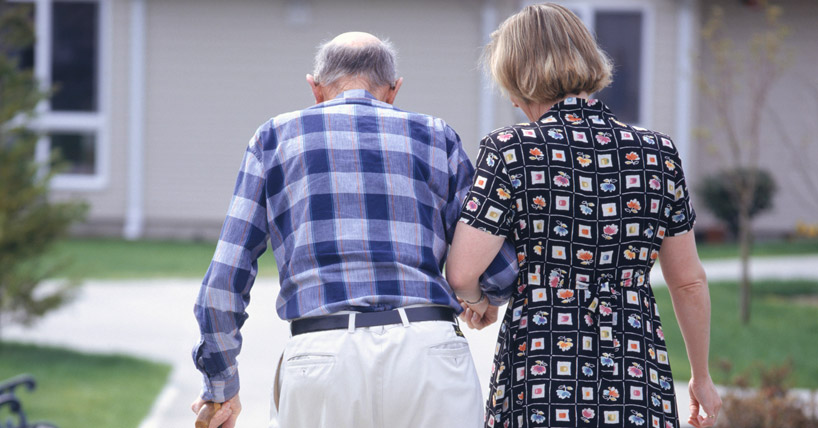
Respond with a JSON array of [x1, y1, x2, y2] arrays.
[[348, 312, 356, 333], [397, 307, 410, 327]]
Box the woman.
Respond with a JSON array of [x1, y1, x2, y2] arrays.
[[446, 4, 721, 428]]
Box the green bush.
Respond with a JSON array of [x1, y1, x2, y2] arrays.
[[699, 167, 776, 237]]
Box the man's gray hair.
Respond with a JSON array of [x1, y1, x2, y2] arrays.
[[313, 38, 398, 89]]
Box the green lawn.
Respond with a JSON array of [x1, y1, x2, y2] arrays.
[[0, 342, 170, 428], [46, 237, 818, 280], [656, 280, 818, 388], [49, 238, 278, 279]]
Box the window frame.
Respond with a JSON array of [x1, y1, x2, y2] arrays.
[[11, 0, 111, 190], [521, 0, 655, 127]]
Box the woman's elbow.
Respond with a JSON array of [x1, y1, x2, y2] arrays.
[[446, 270, 465, 291], [668, 269, 708, 294], [446, 265, 476, 292]]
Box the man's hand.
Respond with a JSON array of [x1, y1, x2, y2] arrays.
[[459, 300, 499, 330], [191, 394, 241, 428]]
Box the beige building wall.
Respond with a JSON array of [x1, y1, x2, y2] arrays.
[[650, 0, 681, 137], [139, 0, 504, 238], [691, 0, 818, 236], [64, 0, 812, 240]]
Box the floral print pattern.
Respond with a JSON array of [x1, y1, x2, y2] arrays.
[[459, 98, 696, 428]]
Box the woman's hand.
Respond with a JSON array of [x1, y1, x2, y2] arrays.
[[460, 299, 498, 330], [687, 377, 721, 428]]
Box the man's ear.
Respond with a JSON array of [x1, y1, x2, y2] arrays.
[[306, 74, 324, 104], [383, 77, 403, 105]]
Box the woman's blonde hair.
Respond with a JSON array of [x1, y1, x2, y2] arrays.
[[484, 3, 613, 105]]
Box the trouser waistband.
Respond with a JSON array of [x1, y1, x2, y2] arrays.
[[290, 306, 456, 336]]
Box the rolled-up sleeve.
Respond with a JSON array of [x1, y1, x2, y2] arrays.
[[479, 239, 519, 305], [192, 135, 269, 402]]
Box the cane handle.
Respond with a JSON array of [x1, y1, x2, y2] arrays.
[[195, 401, 221, 428]]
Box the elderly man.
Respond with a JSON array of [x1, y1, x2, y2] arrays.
[[190, 32, 516, 428]]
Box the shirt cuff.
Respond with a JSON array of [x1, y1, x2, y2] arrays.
[[198, 366, 240, 403], [478, 240, 519, 306], [482, 287, 514, 306]]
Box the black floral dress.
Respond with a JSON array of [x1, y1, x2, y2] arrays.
[[459, 97, 696, 428]]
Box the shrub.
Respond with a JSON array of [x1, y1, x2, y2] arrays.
[[699, 167, 776, 237], [715, 360, 818, 428]]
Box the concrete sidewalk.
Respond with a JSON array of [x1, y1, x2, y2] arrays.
[[5, 255, 818, 427], [6, 279, 285, 427], [650, 254, 818, 287]]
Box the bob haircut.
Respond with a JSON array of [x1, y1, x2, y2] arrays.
[[484, 3, 613, 105]]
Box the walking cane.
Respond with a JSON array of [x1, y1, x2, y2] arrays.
[[195, 402, 221, 428]]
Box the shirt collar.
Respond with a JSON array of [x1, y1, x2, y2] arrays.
[[308, 89, 394, 111], [334, 89, 377, 100]]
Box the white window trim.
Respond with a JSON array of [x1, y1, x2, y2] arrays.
[[12, 0, 111, 191], [522, 0, 655, 128]]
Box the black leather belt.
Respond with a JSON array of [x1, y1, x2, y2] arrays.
[[290, 306, 457, 336]]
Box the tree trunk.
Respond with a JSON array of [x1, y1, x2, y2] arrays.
[[737, 186, 753, 325]]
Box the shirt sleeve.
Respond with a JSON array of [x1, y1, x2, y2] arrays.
[[478, 239, 519, 305], [192, 133, 270, 402], [662, 137, 697, 237], [458, 135, 516, 237], [442, 125, 476, 243]]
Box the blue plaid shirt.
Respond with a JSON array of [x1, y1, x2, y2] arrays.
[[193, 89, 518, 401]]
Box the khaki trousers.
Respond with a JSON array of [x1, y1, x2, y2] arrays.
[[270, 314, 484, 428]]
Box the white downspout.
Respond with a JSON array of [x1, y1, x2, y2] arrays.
[[33, 0, 52, 167], [124, 0, 146, 239], [478, 0, 497, 140], [675, 0, 696, 168]]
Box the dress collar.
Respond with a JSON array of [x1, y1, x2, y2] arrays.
[[538, 97, 613, 122]]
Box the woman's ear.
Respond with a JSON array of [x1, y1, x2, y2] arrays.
[[509, 95, 521, 108]]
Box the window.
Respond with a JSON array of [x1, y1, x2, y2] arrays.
[[11, 0, 108, 189], [51, 132, 97, 174], [525, 1, 652, 125], [593, 10, 643, 123], [51, 2, 99, 112]]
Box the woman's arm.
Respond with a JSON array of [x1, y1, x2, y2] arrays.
[[658, 231, 722, 427], [658, 231, 710, 379], [447, 222, 507, 327], [447, 222, 507, 298]]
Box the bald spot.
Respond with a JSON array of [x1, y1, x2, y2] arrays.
[[328, 31, 382, 48]]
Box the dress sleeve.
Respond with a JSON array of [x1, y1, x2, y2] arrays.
[[458, 134, 516, 237], [663, 138, 697, 237]]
